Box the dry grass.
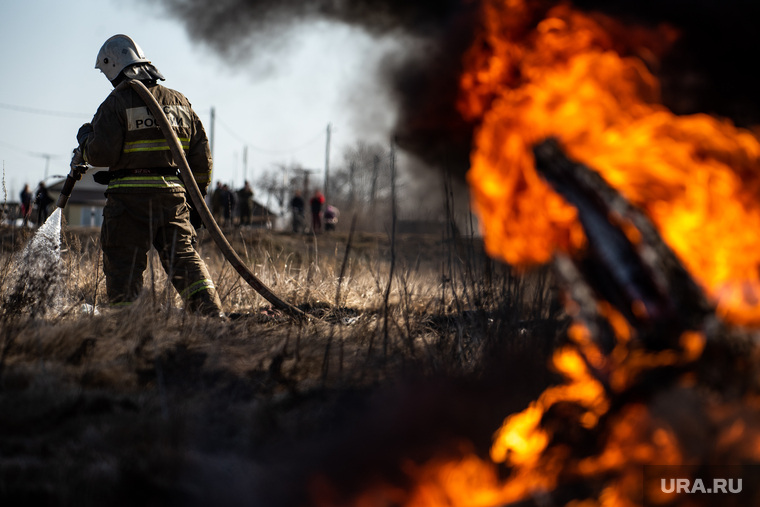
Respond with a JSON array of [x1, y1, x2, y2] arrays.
[[0, 223, 566, 506]]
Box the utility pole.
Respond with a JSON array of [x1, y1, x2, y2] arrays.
[[370, 154, 380, 204], [323, 123, 331, 197], [349, 160, 356, 208], [279, 163, 287, 210], [42, 154, 51, 180], [209, 107, 216, 160], [33, 153, 57, 180], [243, 145, 248, 182], [369, 154, 380, 228], [292, 167, 313, 197], [390, 138, 397, 230]]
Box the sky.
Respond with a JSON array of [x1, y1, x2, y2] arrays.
[[0, 0, 401, 201]]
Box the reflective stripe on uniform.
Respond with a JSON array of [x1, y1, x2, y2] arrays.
[[180, 279, 215, 299], [123, 138, 190, 153], [108, 175, 185, 190]]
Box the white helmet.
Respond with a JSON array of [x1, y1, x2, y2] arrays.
[[95, 34, 151, 82]]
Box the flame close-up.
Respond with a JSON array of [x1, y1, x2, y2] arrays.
[[461, 0, 760, 326]]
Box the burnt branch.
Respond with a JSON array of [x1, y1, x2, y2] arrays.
[[533, 138, 714, 349]]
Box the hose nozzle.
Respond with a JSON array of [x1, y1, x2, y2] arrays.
[[57, 174, 77, 208], [58, 148, 88, 209]]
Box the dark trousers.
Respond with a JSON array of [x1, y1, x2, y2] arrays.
[[101, 192, 222, 313]]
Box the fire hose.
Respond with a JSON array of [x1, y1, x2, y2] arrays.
[[58, 79, 307, 320]]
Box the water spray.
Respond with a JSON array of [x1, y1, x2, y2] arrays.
[[13, 149, 84, 316]]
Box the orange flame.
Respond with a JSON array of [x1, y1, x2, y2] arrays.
[[460, 0, 760, 325], [314, 323, 696, 506]]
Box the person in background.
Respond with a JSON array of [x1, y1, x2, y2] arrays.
[[237, 181, 254, 226], [323, 204, 339, 232], [221, 184, 235, 227], [73, 34, 224, 317], [34, 181, 53, 225], [210, 181, 223, 223], [310, 190, 325, 234], [290, 190, 305, 233], [20, 184, 32, 226]]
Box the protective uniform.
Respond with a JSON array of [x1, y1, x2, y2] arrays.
[[77, 35, 223, 315]]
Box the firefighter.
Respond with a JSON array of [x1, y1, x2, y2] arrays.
[[75, 34, 224, 316]]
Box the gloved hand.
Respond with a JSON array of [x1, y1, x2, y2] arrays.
[[70, 148, 88, 180], [76, 123, 93, 149]]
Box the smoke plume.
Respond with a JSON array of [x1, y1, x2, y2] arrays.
[[151, 0, 760, 181], [149, 0, 479, 179]]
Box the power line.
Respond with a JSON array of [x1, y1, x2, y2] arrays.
[[1, 102, 327, 155], [0, 101, 90, 119], [215, 116, 247, 144], [215, 116, 325, 155], [0, 139, 64, 159]]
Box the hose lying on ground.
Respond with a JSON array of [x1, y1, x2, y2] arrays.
[[128, 79, 307, 319]]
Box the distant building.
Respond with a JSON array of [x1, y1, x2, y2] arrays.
[[48, 170, 107, 227], [249, 199, 277, 228]]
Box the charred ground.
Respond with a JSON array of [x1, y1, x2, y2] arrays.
[[0, 225, 565, 506]]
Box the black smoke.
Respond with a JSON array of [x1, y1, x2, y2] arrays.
[[152, 0, 760, 180], [155, 0, 474, 45], [575, 0, 760, 129], [150, 0, 479, 179]]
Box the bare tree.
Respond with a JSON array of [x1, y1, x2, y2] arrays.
[[327, 142, 393, 228], [255, 163, 312, 211]]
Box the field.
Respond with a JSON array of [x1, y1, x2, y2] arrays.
[[0, 221, 566, 506]]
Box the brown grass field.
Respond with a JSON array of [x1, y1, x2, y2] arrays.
[[0, 221, 565, 506]]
